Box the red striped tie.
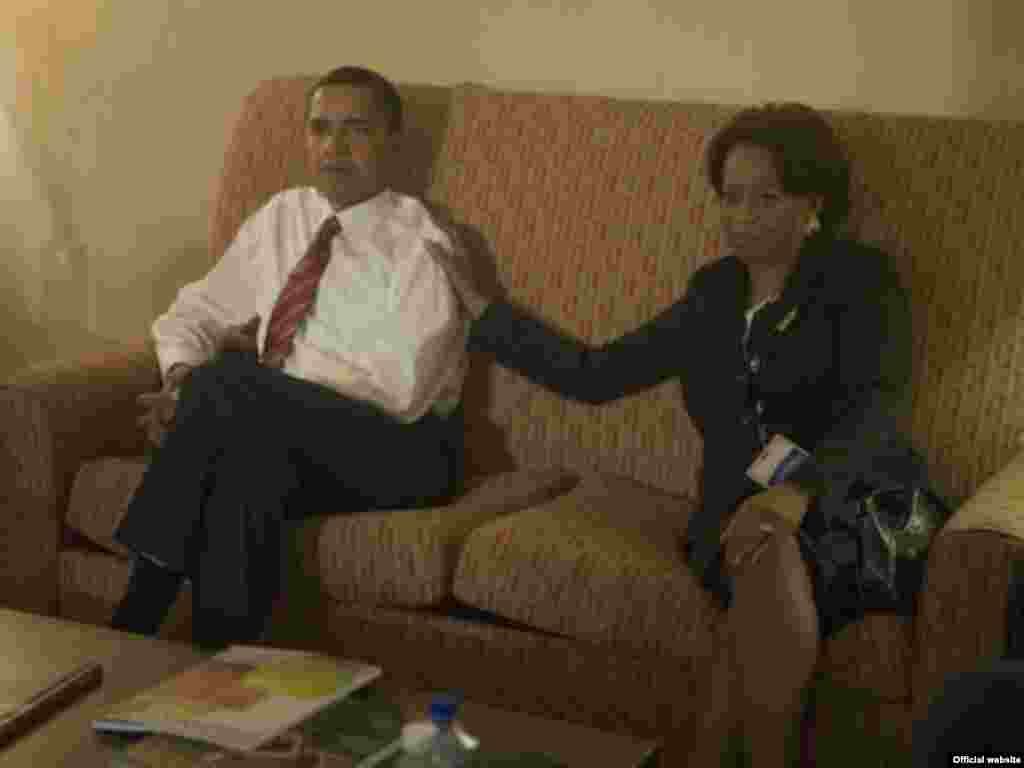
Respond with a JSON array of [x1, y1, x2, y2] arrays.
[[261, 215, 342, 368]]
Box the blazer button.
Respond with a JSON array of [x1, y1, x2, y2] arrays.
[[749, 355, 761, 373], [755, 400, 765, 415]]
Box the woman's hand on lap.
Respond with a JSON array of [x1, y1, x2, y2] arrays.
[[721, 484, 810, 570]]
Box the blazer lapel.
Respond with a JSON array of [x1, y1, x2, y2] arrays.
[[748, 238, 829, 353]]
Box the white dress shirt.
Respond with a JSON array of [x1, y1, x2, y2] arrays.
[[153, 187, 468, 423]]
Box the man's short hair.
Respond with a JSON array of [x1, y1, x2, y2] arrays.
[[305, 66, 404, 134]]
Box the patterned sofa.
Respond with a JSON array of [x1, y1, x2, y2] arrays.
[[3, 77, 1024, 765]]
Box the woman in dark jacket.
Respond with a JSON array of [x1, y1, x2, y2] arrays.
[[431, 103, 913, 767]]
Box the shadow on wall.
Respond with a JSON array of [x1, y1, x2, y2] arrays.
[[146, 240, 219, 330], [0, 247, 49, 376], [962, 4, 1024, 119]]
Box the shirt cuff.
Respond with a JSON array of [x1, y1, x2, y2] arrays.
[[156, 346, 208, 380], [786, 459, 829, 497]]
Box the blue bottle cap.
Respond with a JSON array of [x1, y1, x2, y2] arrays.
[[429, 693, 460, 724]]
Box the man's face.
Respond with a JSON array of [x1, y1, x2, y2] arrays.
[[305, 84, 398, 210]]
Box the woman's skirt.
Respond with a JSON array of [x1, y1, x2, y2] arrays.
[[687, 496, 926, 640]]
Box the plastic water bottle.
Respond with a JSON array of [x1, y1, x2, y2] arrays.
[[396, 693, 471, 767], [425, 693, 470, 766]]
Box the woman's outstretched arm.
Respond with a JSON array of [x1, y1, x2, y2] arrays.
[[427, 236, 705, 404], [470, 289, 701, 404]]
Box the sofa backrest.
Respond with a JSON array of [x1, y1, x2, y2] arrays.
[[429, 85, 1024, 505], [210, 77, 1024, 505], [430, 87, 722, 498]]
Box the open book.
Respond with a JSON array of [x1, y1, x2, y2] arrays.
[[93, 646, 381, 753]]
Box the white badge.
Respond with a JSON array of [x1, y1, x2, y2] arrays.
[[746, 433, 811, 488]]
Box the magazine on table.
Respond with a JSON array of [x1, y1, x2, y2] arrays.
[[105, 686, 406, 767], [93, 645, 381, 753]]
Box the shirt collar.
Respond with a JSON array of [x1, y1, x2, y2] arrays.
[[312, 187, 396, 238]]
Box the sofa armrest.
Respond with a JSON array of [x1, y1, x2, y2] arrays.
[[911, 449, 1024, 724], [0, 341, 160, 614], [941, 447, 1024, 540]]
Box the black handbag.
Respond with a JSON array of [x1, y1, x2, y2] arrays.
[[852, 483, 954, 612], [816, 443, 955, 614]]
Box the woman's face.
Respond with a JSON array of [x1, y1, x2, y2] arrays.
[[719, 143, 822, 267]]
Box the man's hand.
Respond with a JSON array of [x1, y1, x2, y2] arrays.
[[218, 316, 261, 356], [137, 363, 193, 448], [720, 483, 811, 570], [426, 238, 493, 321]]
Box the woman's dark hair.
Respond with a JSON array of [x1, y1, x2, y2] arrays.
[[705, 102, 851, 239], [305, 66, 404, 134]]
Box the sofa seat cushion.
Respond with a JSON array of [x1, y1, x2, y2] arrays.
[[452, 472, 914, 697], [68, 457, 578, 608], [452, 473, 718, 658], [67, 457, 148, 558], [315, 468, 578, 607]]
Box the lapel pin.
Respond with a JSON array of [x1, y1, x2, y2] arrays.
[[775, 306, 798, 333]]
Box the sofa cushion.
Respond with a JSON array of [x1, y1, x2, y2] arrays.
[[942, 447, 1024, 540], [316, 468, 578, 607], [825, 111, 1024, 506], [431, 84, 729, 498], [68, 457, 578, 608], [453, 471, 913, 696], [452, 472, 717, 658], [67, 457, 147, 558]]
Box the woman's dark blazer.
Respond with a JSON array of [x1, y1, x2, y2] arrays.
[[467, 237, 913, 573]]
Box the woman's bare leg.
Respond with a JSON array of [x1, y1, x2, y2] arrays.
[[689, 617, 742, 766], [728, 529, 819, 767]]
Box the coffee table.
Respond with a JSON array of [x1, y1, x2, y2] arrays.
[[0, 608, 660, 766]]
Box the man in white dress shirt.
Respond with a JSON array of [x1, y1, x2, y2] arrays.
[[110, 66, 468, 649]]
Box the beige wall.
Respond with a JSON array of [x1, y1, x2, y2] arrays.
[[2, 0, 1020, 371], [958, 1, 1024, 119]]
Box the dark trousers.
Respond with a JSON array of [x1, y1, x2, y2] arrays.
[[114, 350, 462, 645]]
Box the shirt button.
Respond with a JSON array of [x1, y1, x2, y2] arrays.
[[748, 355, 761, 373], [755, 400, 765, 415]]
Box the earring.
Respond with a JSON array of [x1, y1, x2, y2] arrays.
[[806, 213, 821, 235]]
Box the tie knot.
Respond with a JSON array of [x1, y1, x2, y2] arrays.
[[317, 215, 342, 244]]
